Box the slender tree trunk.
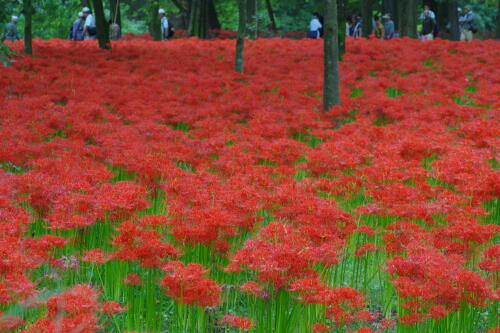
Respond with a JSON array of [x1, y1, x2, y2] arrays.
[[324, 0, 341, 111], [437, 0, 449, 32], [246, 0, 257, 39], [208, 0, 221, 29], [448, 1, 460, 40], [395, 0, 401, 31], [110, 0, 121, 27], [189, 0, 209, 38], [24, 0, 33, 55], [361, 0, 373, 37], [81, 0, 89, 6], [382, 0, 395, 17], [338, 0, 346, 58], [148, 0, 161, 40], [92, 0, 110, 48], [496, 0, 500, 39], [400, 0, 417, 37], [235, 0, 247, 73], [265, 0, 277, 31]]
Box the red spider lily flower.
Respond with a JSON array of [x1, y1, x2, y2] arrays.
[[102, 301, 126, 316], [479, 245, 500, 272], [160, 261, 222, 307], [83, 249, 111, 265], [123, 273, 142, 286], [221, 314, 254, 331], [311, 323, 332, 333], [354, 243, 377, 257], [240, 281, 265, 297], [0, 313, 24, 331]]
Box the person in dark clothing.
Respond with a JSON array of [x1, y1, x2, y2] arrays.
[[1, 16, 20, 42], [420, 10, 436, 41]]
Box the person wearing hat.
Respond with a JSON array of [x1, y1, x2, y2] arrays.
[[71, 12, 85, 41], [1, 16, 20, 43], [158, 9, 169, 41], [382, 14, 394, 40], [82, 7, 97, 40], [307, 13, 323, 39], [459, 5, 476, 41]]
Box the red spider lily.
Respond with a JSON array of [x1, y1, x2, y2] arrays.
[[123, 273, 142, 286], [479, 245, 500, 273], [160, 261, 222, 307], [221, 314, 254, 331], [102, 301, 126, 316], [83, 249, 111, 265]]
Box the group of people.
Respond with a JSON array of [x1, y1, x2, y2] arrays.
[[69, 7, 121, 41], [307, 4, 478, 42]]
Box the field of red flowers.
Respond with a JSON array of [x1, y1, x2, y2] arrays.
[[0, 37, 498, 333]]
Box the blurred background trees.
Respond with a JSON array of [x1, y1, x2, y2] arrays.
[[0, 0, 498, 40]]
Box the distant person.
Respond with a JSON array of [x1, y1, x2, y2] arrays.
[[110, 20, 121, 40], [71, 12, 84, 41], [158, 9, 169, 41], [420, 10, 436, 41], [82, 7, 97, 40], [420, 5, 436, 20], [307, 13, 322, 39], [1, 16, 20, 43], [382, 14, 394, 40], [373, 16, 384, 39], [349, 16, 361, 38], [459, 5, 476, 41]]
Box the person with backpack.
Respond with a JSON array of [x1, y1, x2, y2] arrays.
[[307, 13, 323, 39], [70, 12, 85, 41], [420, 10, 436, 41], [82, 7, 97, 40], [459, 5, 476, 41], [158, 9, 171, 41], [1, 16, 20, 43]]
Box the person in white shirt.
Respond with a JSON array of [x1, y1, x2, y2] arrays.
[[419, 5, 436, 20], [307, 13, 322, 39], [82, 7, 96, 40], [158, 9, 169, 41]]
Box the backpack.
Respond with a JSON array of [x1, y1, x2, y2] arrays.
[[167, 21, 175, 39], [469, 21, 478, 33]]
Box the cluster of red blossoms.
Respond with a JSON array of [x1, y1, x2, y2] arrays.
[[0, 36, 498, 332]]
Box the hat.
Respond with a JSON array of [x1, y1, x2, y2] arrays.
[[78, 12, 84, 18], [158, 9, 166, 14], [82, 7, 91, 13], [11, 15, 19, 22], [382, 14, 390, 19]]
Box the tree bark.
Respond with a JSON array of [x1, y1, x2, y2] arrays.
[[324, 0, 341, 111], [264, 0, 277, 31], [148, 0, 161, 40], [400, 0, 417, 37], [208, 0, 220, 29], [448, 1, 460, 41], [361, 0, 373, 37], [110, 0, 121, 27], [23, 0, 33, 55], [235, 0, 247, 73], [437, 0, 449, 32], [337, 0, 346, 59], [246, 0, 257, 39], [189, 0, 209, 38], [91, 0, 110, 49]]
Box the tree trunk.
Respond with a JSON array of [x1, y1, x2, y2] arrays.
[[92, 0, 110, 48], [382, 0, 395, 18], [23, 0, 33, 55], [235, 0, 247, 73], [400, 0, 417, 37], [496, 0, 500, 39], [337, 0, 346, 58], [81, 0, 89, 6], [189, 0, 209, 38], [208, 0, 221, 29], [324, 0, 341, 111], [148, 0, 161, 40], [246, 0, 257, 39], [437, 0, 449, 32], [448, 1, 459, 40], [361, 0, 373, 37], [110, 0, 121, 27], [265, 0, 277, 31]]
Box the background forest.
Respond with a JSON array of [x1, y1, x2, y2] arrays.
[[1, 0, 499, 40]]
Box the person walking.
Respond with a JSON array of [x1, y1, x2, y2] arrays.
[[1, 16, 20, 43], [420, 10, 436, 41], [82, 7, 97, 40], [373, 15, 384, 39], [382, 14, 394, 40], [158, 9, 169, 41], [459, 5, 476, 41], [71, 12, 85, 41], [307, 13, 323, 39]]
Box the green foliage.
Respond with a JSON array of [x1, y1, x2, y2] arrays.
[[0, 43, 14, 67]]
